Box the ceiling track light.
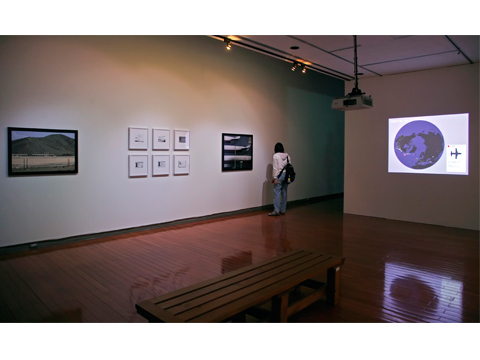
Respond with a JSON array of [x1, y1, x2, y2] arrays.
[[225, 39, 232, 51], [292, 62, 307, 73]]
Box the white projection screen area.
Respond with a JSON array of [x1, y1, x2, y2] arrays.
[[388, 113, 469, 175]]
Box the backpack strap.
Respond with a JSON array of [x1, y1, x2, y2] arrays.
[[277, 156, 290, 178]]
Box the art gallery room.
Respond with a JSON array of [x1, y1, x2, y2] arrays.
[[1, 7, 479, 360]]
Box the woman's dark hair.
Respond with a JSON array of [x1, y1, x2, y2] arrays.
[[274, 142, 284, 153]]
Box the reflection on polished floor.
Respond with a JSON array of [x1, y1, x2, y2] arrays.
[[0, 198, 478, 323]]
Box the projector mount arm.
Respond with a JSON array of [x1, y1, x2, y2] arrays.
[[348, 35, 365, 97]]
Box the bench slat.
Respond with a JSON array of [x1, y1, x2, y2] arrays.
[[190, 256, 343, 322], [162, 251, 322, 312], [165, 252, 328, 316], [180, 255, 344, 322], [135, 299, 184, 323], [143, 249, 306, 305]]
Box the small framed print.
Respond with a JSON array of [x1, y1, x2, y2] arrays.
[[174, 155, 190, 175], [129, 127, 148, 150], [153, 129, 170, 150], [174, 130, 190, 150], [153, 155, 170, 176], [129, 155, 148, 177]]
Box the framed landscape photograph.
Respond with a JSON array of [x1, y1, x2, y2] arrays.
[[129, 127, 148, 150], [129, 155, 148, 177], [153, 155, 170, 176], [8, 127, 78, 176], [174, 154, 190, 175], [152, 129, 170, 150], [222, 133, 253, 171], [174, 130, 190, 150]]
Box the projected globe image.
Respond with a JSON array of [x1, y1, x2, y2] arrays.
[[394, 120, 445, 169]]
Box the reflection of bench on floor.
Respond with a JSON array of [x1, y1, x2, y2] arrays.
[[135, 249, 345, 323]]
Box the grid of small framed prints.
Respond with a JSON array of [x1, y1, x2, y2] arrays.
[[128, 127, 190, 177]]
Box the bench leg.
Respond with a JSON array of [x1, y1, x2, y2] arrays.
[[272, 290, 290, 322], [326, 266, 341, 306], [231, 311, 246, 323], [292, 284, 302, 296]]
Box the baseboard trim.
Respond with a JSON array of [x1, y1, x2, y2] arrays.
[[0, 193, 344, 255]]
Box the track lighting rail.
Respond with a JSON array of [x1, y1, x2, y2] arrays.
[[211, 35, 354, 81]]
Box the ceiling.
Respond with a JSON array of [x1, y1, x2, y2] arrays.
[[214, 35, 479, 82]]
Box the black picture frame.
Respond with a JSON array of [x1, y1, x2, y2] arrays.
[[8, 127, 79, 176], [222, 133, 253, 171]]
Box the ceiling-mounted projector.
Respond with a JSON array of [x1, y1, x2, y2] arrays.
[[332, 35, 373, 111], [332, 93, 373, 111]]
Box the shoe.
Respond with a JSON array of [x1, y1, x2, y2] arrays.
[[268, 212, 279, 216], [280, 212, 285, 215]]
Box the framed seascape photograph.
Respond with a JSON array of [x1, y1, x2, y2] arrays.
[[174, 130, 190, 150], [129, 127, 148, 150], [174, 154, 190, 175], [152, 129, 170, 150], [8, 127, 78, 176], [153, 155, 170, 176], [129, 155, 148, 177], [222, 133, 253, 171]]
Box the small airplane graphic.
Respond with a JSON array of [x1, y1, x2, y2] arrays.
[[450, 148, 462, 159]]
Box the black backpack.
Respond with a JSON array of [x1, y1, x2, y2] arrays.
[[280, 157, 295, 184]]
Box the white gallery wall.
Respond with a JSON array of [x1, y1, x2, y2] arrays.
[[0, 36, 345, 248], [344, 63, 479, 230]]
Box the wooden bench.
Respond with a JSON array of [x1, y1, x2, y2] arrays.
[[135, 249, 345, 323]]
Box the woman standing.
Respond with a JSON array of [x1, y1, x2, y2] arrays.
[[269, 142, 292, 216]]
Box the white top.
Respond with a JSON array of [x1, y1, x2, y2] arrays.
[[273, 152, 291, 179]]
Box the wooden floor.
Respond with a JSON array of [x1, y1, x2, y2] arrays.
[[0, 198, 478, 323]]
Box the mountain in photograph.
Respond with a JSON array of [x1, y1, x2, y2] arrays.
[[12, 134, 75, 156]]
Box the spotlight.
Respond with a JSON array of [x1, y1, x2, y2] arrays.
[[291, 63, 297, 71], [302, 65, 306, 73], [225, 39, 232, 51]]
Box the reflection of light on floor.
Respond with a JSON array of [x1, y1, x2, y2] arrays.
[[383, 262, 463, 322]]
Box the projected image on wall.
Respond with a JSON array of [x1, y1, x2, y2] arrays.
[[388, 113, 469, 175]]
